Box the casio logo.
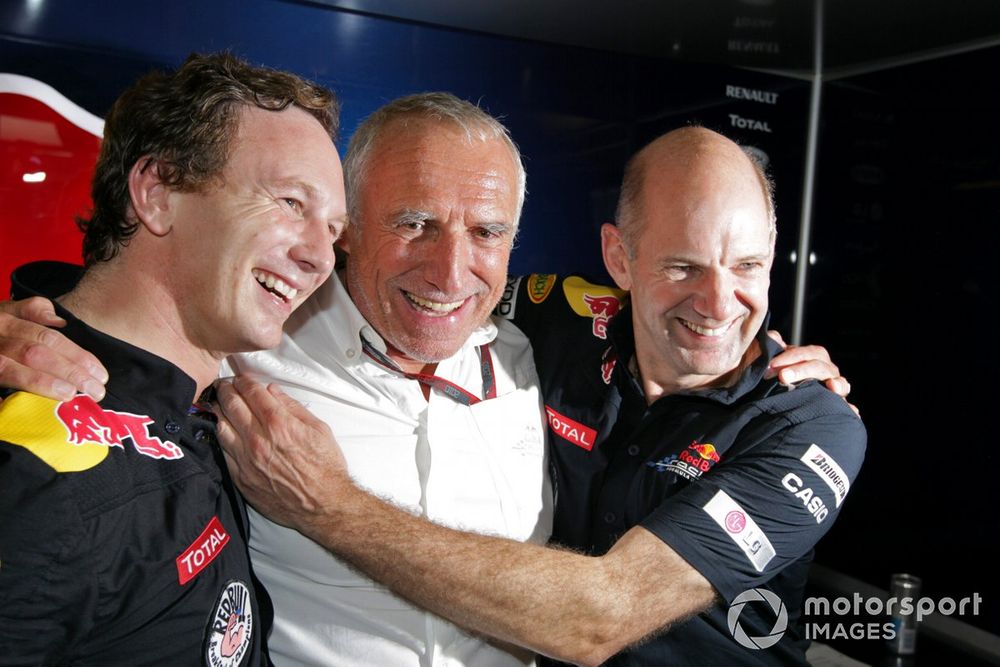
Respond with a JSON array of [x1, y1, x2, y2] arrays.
[[782, 472, 829, 523]]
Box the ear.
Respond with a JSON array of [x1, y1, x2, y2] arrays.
[[335, 226, 352, 254], [127, 157, 172, 237], [601, 223, 634, 291]]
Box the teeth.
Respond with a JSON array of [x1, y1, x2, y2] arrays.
[[252, 269, 299, 301], [682, 320, 731, 337], [405, 292, 464, 313]]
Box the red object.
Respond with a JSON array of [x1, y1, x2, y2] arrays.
[[545, 405, 598, 451], [55, 394, 185, 460], [176, 515, 231, 585], [0, 82, 101, 298]]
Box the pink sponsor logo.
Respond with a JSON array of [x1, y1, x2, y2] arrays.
[[725, 510, 747, 533]]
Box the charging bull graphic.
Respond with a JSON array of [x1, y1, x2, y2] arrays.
[[561, 276, 627, 340], [0, 392, 182, 473]]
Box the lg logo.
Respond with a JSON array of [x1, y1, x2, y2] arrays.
[[728, 588, 788, 650]]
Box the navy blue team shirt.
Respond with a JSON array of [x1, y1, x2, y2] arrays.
[[502, 274, 866, 666]]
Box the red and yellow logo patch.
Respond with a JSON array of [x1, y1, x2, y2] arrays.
[[0, 392, 183, 472], [562, 277, 627, 340]]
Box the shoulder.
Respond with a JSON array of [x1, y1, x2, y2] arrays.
[[764, 381, 867, 450], [742, 381, 867, 482], [497, 274, 628, 341], [0, 392, 109, 473]]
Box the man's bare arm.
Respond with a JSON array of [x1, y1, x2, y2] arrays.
[[0, 298, 107, 400], [215, 377, 717, 666]]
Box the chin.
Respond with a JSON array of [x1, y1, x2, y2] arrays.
[[402, 339, 465, 364]]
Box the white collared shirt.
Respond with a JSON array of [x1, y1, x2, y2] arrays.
[[229, 272, 552, 666]]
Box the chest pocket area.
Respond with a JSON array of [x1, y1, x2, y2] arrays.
[[462, 386, 551, 544]]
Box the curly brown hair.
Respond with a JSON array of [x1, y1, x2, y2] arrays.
[[79, 51, 340, 266]]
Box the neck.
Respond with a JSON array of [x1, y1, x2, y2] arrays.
[[390, 354, 439, 376], [634, 340, 760, 405], [59, 261, 221, 397]]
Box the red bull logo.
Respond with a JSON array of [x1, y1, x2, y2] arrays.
[[601, 357, 616, 385], [679, 441, 721, 472], [689, 442, 721, 463], [56, 395, 184, 460], [582, 293, 621, 339]]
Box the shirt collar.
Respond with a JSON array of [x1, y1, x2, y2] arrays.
[[10, 260, 199, 413]]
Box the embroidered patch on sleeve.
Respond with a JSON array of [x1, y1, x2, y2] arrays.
[[703, 489, 775, 572]]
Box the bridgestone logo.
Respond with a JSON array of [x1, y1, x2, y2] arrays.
[[801, 444, 849, 507]]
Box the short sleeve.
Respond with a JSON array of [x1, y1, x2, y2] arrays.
[[641, 410, 866, 603]]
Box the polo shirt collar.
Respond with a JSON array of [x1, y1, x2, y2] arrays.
[[608, 306, 780, 406]]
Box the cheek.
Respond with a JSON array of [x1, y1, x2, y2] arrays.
[[738, 278, 770, 309], [474, 246, 512, 288]]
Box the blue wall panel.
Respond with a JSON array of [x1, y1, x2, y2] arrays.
[[1, 0, 810, 297]]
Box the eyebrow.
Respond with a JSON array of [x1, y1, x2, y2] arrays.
[[657, 252, 772, 267], [272, 178, 324, 201], [477, 221, 515, 236], [394, 209, 434, 225]]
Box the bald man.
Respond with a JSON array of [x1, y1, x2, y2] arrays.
[[217, 126, 866, 666]]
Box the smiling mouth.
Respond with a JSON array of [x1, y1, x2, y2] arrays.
[[252, 269, 299, 302], [680, 319, 734, 337], [403, 290, 465, 314]]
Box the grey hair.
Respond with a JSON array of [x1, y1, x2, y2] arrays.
[[614, 127, 777, 257], [343, 92, 526, 231], [740, 144, 777, 242]]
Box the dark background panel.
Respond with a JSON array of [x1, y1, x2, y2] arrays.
[[811, 45, 1000, 637]]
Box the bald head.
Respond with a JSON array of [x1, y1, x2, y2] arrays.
[[614, 127, 776, 257], [601, 126, 777, 393]]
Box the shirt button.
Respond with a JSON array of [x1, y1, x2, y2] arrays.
[[603, 512, 616, 524], [346, 348, 356, 358], [164, 421, 181, 434], [627, 444, 640, 456]]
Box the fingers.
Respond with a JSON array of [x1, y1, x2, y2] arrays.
[[0, 298, 108, 401], [765, 329, 788, 349], [768, 344, 839, 384], [214, 377, 266, 449], [220, 447, 246, 491], [773, 360, 841, 387], [823, 376, 852, 399], [2, 296, 66, 327], [267, 383, 324, 427]]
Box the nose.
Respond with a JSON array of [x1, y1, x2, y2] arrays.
[[422, 228, 469, 294], [692, 270, 740, 322], [290, 214, 335, 278]]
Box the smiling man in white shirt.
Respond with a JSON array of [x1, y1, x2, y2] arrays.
[[228, 93, 551, 666]]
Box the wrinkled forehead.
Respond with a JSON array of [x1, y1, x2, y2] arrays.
[[641, 158, 772, 244], [367, 121, 518, 204]]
